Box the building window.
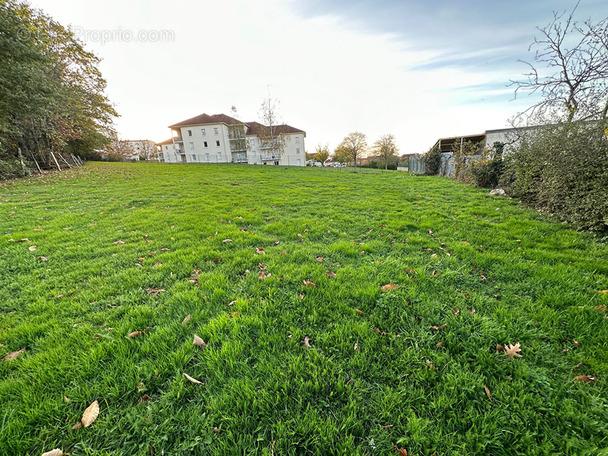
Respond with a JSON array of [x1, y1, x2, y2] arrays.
[[192, 154, 196, 161], [251, 150, 256, 156], [214, 127, 219, 135], [165, 146, 168, 150], [203, 141, 208, 147], [205, 153, 210, 161], [216, 140, 220, 147], [296, 137, 300, 144], [188, 130, 192, 136], [297, 159, 301, 165], [189, 142, 194, 150], [201, 129, 206, 136], [217, 152, 222, 159], [250, 139, 255, 145], [296, 148, 300, 154]]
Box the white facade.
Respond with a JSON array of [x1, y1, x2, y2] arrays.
[[160, 114, 306, 166]]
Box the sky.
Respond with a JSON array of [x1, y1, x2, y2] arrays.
[[33, 0, 607, 155]]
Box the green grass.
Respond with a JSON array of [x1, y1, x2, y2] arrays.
[[1, 162, 607, 456]]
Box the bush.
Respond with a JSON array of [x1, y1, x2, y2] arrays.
[[0, 157, 27, 180], [502, 121, 608, 232], [470, 142, 504, 188], [423, 147, 441, 175]]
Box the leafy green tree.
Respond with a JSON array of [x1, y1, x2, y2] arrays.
[[336, 132, 367, 166], [0, 0, 117, 177]]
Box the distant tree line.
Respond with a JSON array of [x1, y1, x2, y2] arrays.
[[312, 132, 401, 170], [0, 0, 117, 179]]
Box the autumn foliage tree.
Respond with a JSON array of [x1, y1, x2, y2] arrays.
[[373, 134, 399, 170], [314, 144, 330, 166], [336, 132, 367, 167], [0, 0, 117, 178]]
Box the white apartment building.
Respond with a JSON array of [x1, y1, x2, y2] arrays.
[[158, 113, 306, 166], [119, 139, 158, 161]]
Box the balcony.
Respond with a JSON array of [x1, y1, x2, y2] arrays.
[[260, 154, 281, 161]]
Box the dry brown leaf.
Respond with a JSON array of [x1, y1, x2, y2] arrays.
[[39, 256, 48, 262], [298, 293, 304, 300], [280, 250, 287, 255], [193, 335, 208, 347], [381, 283, 398, 292], [71, 421, 82, 430], [355, 308, 363, 314], [430, 324, 446, 331], [230, 311, 240, 318], [452, 306, 460, 315], [598, 290, 608, 294], [128, 329, 148, 338], [182, 314, 191, 325], [461, 241, 470, 245], [297, 233, 303, 238], [435, 341, 444, 348], [137, 394, 151, 404], [63, 396, 70, 403], [393, 445, 408, 456], [146, 288, 165, 295], [222, 239, 232, 243], [504, 343, 523, 358], [41, 449, 63, 456], [574, 375, 597, 383], [595, 305, 607, 312], [9, 238, 30, 242], [316, 257, 324, 262], [304, 336, 311, 349], [327, 271, 337, 278], [259, 263, 266, 270], [354, 343, 359, 351], [2, 347, 25, 362], [259, 271, 271, 280], [183, 372, 205, 385], [81, 400, 99, 427], [467, 308, 476, 315], [484, 384, 492, 401], [160, 248, 170, 252], [496, 344, 505, 353], [28, 245, 37, 251], [113, 240, 125, 245], [425, 359, 435, 370], [303, 280, 315, 287], [573, 340, 581, 348], [189, 270, 201, 283]]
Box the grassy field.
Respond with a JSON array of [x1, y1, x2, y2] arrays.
[[1, 162, 607, 456]]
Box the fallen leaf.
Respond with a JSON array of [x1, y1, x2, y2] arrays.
[[355, 308, 363, 314], [452, 306, 460, 315], [354, 343, 359, 351], [599, 290, 608, 294], [71, 422, 82, 430], [274, 241, 280, 245], [461, 241, 470, 245], [298, 293, 304, 299], [193, 335, 208, 347], [430, 324, 446, 331], [431, 253, 438, 258], [280, 250, 287, 255], [504, 343, 523, 358], [113, 240, 125, 245], [6, 211, 15, 217], [303, 280, 315, 287], [28, 245, 37, 251], [574, 375, 597, 383], [39, 256, 48, 262], [382, 424, 394, 429], [484, 384, 492, 401], [222, 239, 232, 243], [41, 449, 63, 456], [230, 311, 240, 318], [183, 372, 204, 385], [160, 248, 170, 252], [467, 308, 476, 315], [316, 257, 324, 262], [2, 347, 25, 362], [435, 341, 444, 348], [137, 395, 151, 404], [189, 270, 201, 282], [393, 445, 408, 456], [138, 257, 145, 262], [8, 238, 30, 242], [228, 300, 236, 306], [297, 233, 303, 238], [595, 305, 607, 312], [573, 340, 581, 348], [496, 344, 504, 353], [128, 328, 148, 338], [303, 336, 311, 349], [327, 271, 337, 278], [63, 396, 70, 403], [81, 400, 99, 427], [259, 263, 266, 270], [259, 271, 271, 280], [381, 283, 398, 292], [425, 359, 435, 369], [146, 288, 165, 295]]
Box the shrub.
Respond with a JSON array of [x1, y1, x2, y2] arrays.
[[502, 121, 608, 232], [423, 147, 441, 175], [470, 142, 504, 188], [0, 157, 27, 180]]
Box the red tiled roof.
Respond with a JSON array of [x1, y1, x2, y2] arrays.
[[244, 121, 305, 136], [169, 113, 241, 128]]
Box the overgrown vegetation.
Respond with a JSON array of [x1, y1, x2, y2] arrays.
[[0, 0, 116, 179], [501, 121, 608, 232], [422, 146, 441, 175], [1, 163, 607, 455]]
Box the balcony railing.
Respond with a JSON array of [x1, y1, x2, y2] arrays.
[[260, 154, 281, 161]]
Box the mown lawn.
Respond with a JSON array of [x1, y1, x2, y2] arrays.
[[1, 162, 607, 456]]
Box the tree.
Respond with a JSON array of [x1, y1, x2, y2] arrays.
[[0, 0, 117, 177], [257, 98, 286, 161], [373, 134, 399, 170], [314, 144, 330, 166], [336, 132, 367, 166], [512, 6, 608, 123]]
